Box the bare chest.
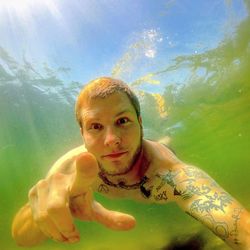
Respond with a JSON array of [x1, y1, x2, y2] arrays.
[[93, 175, 152, 202], [93, 174, 172, 204]]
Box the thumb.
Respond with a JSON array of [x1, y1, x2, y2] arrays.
[[69, 152, 99, 197], [92, 201, 136, 231]]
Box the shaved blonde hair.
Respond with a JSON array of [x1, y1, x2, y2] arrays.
[[75, 77, 141, 128]]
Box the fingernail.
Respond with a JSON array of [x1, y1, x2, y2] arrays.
[[68, 236, 80, 243]]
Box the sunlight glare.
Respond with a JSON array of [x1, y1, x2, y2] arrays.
[[0, 0, 37, 12], [0, 0, 61, 20]]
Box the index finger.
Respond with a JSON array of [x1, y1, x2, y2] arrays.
[[69, 152, 99, 197]]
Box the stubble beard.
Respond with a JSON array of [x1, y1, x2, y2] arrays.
[[98, 134, 143, 176]]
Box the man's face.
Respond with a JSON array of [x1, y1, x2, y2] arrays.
[[80, 92, 142, 175]]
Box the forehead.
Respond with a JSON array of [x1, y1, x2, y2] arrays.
[[81, 92, 136, 121]]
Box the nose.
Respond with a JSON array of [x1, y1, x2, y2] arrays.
[[104, 126, 121, 147]]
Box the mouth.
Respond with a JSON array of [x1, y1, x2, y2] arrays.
[[102, 151, 128, 159]]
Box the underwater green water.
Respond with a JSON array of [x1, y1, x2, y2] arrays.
[[1, 2, 250, 250]]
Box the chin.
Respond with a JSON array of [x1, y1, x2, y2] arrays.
[[99, 160, 131, 175]]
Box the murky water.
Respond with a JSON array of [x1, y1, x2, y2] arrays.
[[0, 1, 249, 249]]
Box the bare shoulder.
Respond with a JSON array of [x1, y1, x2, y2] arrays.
[[142, 140, 221, 203], [46, 145, 87, 177], [143, 139, 181, 174]]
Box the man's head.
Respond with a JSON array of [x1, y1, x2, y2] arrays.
[[75, 77, 141, 128], [75, 77, 143, 175]]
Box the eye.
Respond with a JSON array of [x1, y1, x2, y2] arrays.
[[117, 117, 129, 125], [90, 123, 103, 130]]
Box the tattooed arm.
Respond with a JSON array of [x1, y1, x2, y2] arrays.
[[151, 164, 250, 250]]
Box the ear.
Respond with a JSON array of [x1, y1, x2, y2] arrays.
[[80, 127, 84, 136], [138, 116, 142, 126]]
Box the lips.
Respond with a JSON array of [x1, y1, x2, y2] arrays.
[[102, 151, 128, 159]]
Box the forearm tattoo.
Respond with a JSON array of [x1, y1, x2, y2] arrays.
[[230, 208, 244, 245], [152, 165, 244, 245]]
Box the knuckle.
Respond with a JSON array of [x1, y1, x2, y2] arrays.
[[28, 179, 48, 200], [47, 202, 65, 215], [36, 179, 47, 189], [28, 186, 37, 199], [34, 211, 48, 223], [49, 172, 65, 183]]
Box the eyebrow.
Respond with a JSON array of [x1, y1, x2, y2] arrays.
[[115, 109, 134, 117], [81, 110, 100, 122], [83, 109, 134, 124], [83, 116, 100, 123]]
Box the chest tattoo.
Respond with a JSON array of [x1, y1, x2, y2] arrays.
[[98, 171, 152, 198], [98, 184, 109, 194]]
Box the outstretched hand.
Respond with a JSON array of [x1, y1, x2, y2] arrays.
[[28, 152, 136, 243]]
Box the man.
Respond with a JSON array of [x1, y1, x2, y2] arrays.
[[12, 77, 250, 249]]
